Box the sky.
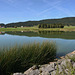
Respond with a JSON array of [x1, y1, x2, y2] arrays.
[[0, 0, 75, 24]]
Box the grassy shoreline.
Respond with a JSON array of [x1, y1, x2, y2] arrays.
[[0, 26, 75, 32]]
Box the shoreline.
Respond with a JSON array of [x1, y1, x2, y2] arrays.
[[0, 27, 75, 32], [13, 50, 75, 75]]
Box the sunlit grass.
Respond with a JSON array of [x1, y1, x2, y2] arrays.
[[64, 26, 75, 28], [55, 54, 75, 75], [0, 26, 75, 31], [71, 55, 75, 62], [55, 60, 75, 75]]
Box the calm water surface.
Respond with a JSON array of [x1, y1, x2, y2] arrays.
[[0, 31, 75, 58]]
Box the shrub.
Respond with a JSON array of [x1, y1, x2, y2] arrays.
[[14, 26, 17, 28]]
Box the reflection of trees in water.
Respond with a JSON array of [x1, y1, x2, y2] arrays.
[[6, 31, 75, 39], [38, 31, 64, 34]]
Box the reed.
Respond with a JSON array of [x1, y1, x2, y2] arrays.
[[71, 55, 75, 62], [0, 41, 56, 75]]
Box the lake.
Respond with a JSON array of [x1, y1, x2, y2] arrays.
[[0, 31, 75, 58]]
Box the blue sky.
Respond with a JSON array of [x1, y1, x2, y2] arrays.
[[0, 0, 75, 24]]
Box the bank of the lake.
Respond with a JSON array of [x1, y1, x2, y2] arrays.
[[0, 26, 75, 32], [0, 29, 75, 75], [13, 50, 75, 75]]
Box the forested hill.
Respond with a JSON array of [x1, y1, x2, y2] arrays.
[[1, 17, 75, 27]]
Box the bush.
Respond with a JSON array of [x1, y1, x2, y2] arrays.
[[0, 41, 56, 75], [14, 26, 17, 28], [38, 24, 64, 28]]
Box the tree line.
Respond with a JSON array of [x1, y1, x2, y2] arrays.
[[38, 24, 64, 28], [0, 17, 75, 27]]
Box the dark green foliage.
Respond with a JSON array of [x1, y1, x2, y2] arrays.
[[6, 21, 39, 27], [0, 41, 56, 75], [38, 24, 64, 28], [0, 23, 5, 27], [6, 31, 75, 39], [14, 26, 17, 28], [0, 17, 75, 27], [5, 17, 75, 27]]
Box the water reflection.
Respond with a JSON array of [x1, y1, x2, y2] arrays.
[[5, 31, 75, 39], [0, 32, 5, 35], [0, 31, 75, 58], [38, 31, 64, 34]]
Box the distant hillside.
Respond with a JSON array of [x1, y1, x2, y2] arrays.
[[3, 17, 75, 27], [0, 23, 5, 27]]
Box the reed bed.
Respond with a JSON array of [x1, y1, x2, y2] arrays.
[[0, 41, 56, 75]]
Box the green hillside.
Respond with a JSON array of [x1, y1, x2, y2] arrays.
[[1, 17, 75, 27]]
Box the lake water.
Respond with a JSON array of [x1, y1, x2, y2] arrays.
[[0, 31, 75, 58]]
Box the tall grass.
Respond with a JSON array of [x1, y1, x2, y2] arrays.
[[71, 55, 75, 62], [0, 41, 56, 75]]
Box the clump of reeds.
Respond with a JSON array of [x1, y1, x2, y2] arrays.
[[0, 41, 56, 75]]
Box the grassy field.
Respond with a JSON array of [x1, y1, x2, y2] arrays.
[[0, 26, 38, 31], [0, 41, 56, 75], [0, 26, 75, 31], [64, 26, 75, 28], [60, 26, 75, 31]]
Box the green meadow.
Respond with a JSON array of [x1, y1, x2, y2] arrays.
[[0, 26, 75, 32]]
